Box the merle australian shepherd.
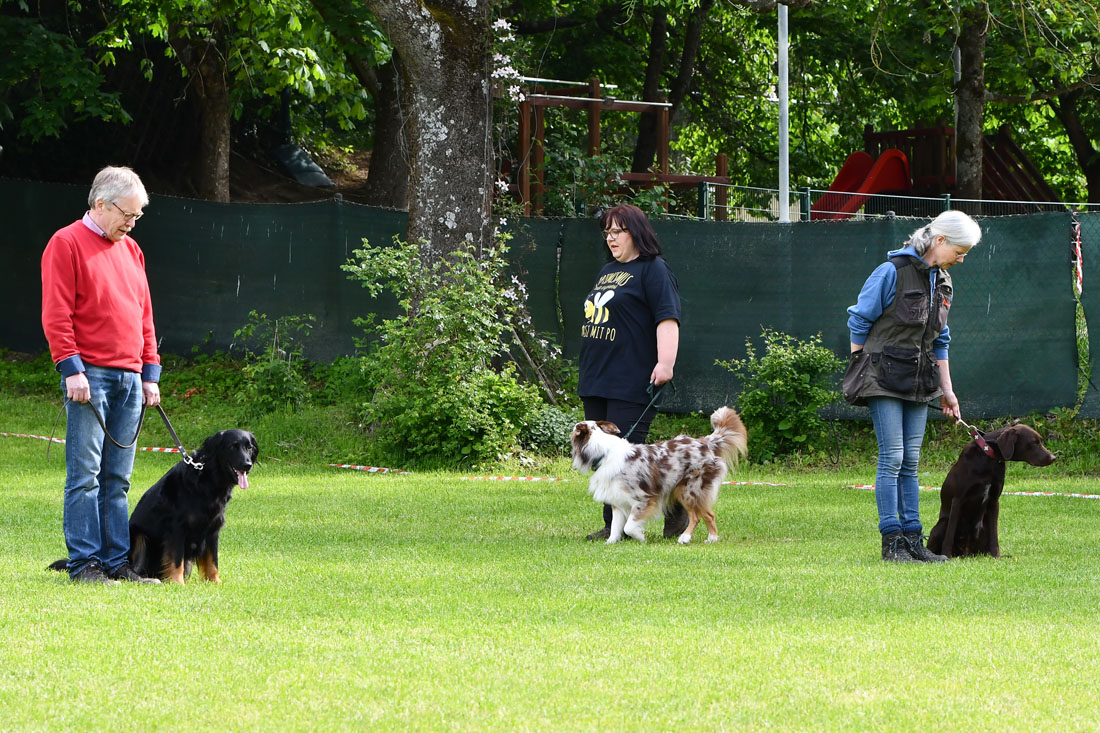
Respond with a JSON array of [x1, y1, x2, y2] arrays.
[[50, 429, 258, 583], [571, 407, 748, 544]]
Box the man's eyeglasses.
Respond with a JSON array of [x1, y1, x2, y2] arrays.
[[603, 227, 627, 240], [111, 202, 143, 221]]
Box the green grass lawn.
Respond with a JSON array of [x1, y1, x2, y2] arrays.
[[3, 426, 1100, 730]]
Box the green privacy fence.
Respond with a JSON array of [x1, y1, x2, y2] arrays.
[[1, 177, 1090, 419]]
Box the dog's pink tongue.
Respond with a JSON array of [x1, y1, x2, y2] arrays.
[[236, 470, 249, 489]]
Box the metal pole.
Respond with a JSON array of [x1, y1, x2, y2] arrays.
[[778, 5, 790, 223]]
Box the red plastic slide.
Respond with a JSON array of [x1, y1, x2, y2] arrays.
[[811, 149, 911, 220]]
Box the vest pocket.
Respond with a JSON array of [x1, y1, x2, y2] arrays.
[[895, 288, 929, 325], [877, 344, 920, 393], [922, 353, 940, 393]]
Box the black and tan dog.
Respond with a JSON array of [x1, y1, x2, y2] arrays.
[[926, 424, 1054, 559], [50, 429, 257, 583]]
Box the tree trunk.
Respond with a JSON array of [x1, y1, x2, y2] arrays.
[[363, 58, 410, 209], [631, 0, 714, 173], [310, 0, 411, 209], [363, 0, 493, 266], [171, 36, 231, 202], [954, 4, 988, 203], [1049, 90, 1100, 204], [631, 10, 667, 173]]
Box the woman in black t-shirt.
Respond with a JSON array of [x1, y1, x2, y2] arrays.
[[579, 203, 685, 541]]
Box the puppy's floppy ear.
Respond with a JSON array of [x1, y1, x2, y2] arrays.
[[997, 426, 1018, 460], [249, 433, 259, 460], [594, 420, 621, 435]]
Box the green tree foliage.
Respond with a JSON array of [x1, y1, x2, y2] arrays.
[[0, 7, 129, 140]]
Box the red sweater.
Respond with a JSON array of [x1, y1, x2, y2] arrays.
[[41, 220, 160, 378]]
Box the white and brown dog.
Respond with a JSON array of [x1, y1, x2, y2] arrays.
[[571, 407, 748, 544]]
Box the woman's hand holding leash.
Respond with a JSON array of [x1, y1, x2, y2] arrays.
[[650, 362, 674, 386], [143, 381, 161, 407], [940, 390, 961, 420]]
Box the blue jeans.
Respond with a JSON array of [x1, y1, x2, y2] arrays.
[[867, 396, 929, 536], [62, 366, 143, 576]]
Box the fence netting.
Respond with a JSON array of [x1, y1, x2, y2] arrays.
[[1, 178, 1085, 419]]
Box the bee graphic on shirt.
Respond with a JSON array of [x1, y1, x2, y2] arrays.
[[584, 290, 614, 324]]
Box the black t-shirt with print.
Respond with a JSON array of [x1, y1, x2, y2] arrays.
[[578, 256, 681, 405]]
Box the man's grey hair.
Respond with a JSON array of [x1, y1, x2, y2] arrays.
[[87, 166, 149, 209], [906, 210, 983, 256]]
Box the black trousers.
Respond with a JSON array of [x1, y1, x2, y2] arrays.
[[581, 396, 688, 536]]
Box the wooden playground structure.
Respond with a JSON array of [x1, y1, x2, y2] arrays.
[[513, 78, 732, 218]]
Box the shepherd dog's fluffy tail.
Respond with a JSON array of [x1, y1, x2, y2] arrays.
[[708, 406, 748, 467]]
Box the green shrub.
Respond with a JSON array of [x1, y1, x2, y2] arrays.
[[717, 328, 845, 463], [231, 311, 316, 418], [520, 405, 581, 456], [342, 238, 544, 468]]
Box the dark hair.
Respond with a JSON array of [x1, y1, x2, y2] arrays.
[[599, 204, 663, 261]]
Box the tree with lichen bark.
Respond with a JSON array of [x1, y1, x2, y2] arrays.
[[363, 0, 494, 267]]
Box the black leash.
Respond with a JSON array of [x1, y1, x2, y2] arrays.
[[48, 400, 203, 470], [621, 380, 674, 441]]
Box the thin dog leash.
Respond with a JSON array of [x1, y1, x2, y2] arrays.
[[621, 380, 674, 441], [928, 403, 998, 459], [48, 399, 203, 469]]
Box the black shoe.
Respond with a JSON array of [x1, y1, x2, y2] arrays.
[[904, 532, 948, 563], [662, 502, 689, 539], [881, 531, 917, 563], [109, 562, 162, 584], [586, 526, 611, 541], [71, 561, 118, 585]]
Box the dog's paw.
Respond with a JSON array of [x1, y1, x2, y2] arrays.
[[705, 534, 719, 543], [677, 533, 692, 544]]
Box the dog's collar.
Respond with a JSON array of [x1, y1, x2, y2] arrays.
[[964, 423, 1002, 462], [591, 455, 604, 472]]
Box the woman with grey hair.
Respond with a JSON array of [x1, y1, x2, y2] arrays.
[[845, 210, 982, 563]]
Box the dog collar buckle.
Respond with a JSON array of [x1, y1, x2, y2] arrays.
[[183, 453, 204, 471]]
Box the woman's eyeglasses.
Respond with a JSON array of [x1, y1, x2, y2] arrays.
[[603, 228, 627, 239]]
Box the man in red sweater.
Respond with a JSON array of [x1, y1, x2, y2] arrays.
[[41, 166, 162, 585]]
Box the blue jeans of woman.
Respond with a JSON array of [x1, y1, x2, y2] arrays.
[[867, 396, 928, 536], [62, 366, 142, 577]]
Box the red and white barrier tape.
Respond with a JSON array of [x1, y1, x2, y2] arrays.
[[0, 431, 64, 444], [850, 484, 1100, 500], [461, 475, 568, 482], [328, 463, 408, 475], [2, 431, 184, 452], [6, 433, 1092, 497]]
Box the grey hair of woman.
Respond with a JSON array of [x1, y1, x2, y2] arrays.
[[87, 166, 149, 209], [905, 210, 982, 256]]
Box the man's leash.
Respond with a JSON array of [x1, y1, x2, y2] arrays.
[[48, 400, 203, 470]]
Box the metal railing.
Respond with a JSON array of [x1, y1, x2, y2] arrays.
[[695, 182, 1100, 222]]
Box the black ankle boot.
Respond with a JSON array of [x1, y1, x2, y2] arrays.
[[904, 532, 948, 563], [882, 531, 916, 563]]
